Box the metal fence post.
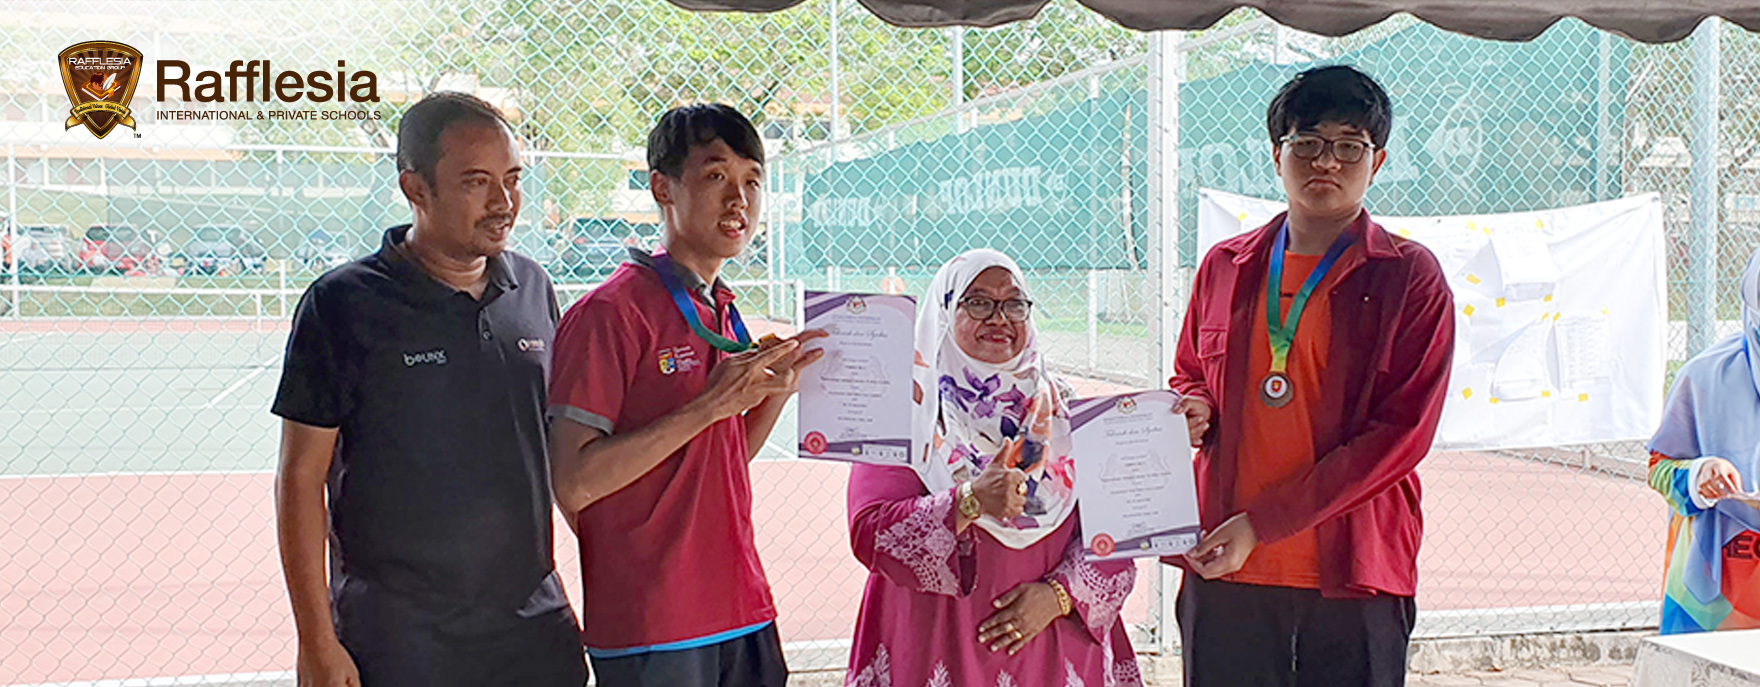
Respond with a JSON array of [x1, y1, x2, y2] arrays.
[[1147, 29, 1186, 657], [7, 143, 17, 318], [767, 186, 780, 321], [1687, 18, 1721, 356], [828, 0, 840, 168], [951, 27, 964, 107], [278, 258, 288, 318], [1087, 269, 1099, 371]]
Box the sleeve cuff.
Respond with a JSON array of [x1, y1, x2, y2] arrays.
[[547, 404, 614, 435], [1687, 457, 1725, 510], [270, 406, 341, 430]]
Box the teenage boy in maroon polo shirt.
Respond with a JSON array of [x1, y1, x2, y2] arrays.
[[547, 103, 824, 687], [1168, 65, 1455, 687]]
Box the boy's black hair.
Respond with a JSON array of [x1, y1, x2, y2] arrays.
[[1266, 65, 1393, 149], [647, 103, 765, 178], [396, 91, 514, 187]]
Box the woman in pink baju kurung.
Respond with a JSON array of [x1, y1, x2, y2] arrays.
[[843, 250, 1143, 687]]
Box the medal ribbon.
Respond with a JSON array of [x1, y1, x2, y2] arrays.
[[1266, 222, 1353, 374], [654, 254, 754, 353]]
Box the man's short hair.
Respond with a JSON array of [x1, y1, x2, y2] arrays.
[[396, 91, 513, 187], [1266, 65, 1392, 149], [646, 104, 765, 179]]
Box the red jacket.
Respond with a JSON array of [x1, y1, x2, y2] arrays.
[[1164, 210, 1454, 598]]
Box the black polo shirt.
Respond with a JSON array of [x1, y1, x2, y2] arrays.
[[272, 225, 572, 647]]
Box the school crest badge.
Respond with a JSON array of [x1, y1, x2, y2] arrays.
[[59, 41, 144, 139]]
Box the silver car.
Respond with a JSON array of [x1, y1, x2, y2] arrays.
[[13, 224, 77, 275]]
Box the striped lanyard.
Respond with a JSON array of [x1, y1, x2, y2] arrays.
[[1265, 222, 1352, 375], [654, 254, 753, 354]]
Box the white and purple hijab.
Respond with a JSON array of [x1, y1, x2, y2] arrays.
[[910, 249, 1076, 549]]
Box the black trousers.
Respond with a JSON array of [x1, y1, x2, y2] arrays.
[[591, 624, 788, 687], [1177, 576, 1416, 687], [346, 605, 587, 687]]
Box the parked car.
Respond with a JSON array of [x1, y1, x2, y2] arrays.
[[507, 221, 558, 271], [226, 227, 268, 272], [176, 225, 264, 275], [10, 224, 78, 276], [81, 224, 175, 276], [0, 225, 17, 274], [79, 224, 118, 273], [81, 224, 141, 274], [178, 225, 239, 275], [294, 229, 353, 272], [557, 217, 656, 278]]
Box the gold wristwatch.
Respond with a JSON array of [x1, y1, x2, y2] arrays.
[[957, 481, 981, 519]]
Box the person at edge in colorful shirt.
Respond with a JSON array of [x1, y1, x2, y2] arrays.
[[843, 249, 1143, 687], [545, 103, 826, 687], [1166, 64, 1456, 687], [1647, 248, 1760, 634]]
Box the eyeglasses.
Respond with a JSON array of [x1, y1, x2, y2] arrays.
[[1281, 134, 1376, 164], [958, 296, 1033, 323]]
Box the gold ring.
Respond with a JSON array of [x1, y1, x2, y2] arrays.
[[1016, 482, 1028, 495], [1011, 629, 1023, 641]]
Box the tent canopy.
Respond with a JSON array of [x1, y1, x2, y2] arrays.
[[663, 0, 1759, 43]]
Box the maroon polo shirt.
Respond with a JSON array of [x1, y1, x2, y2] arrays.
[[548, 249, 776, 650]]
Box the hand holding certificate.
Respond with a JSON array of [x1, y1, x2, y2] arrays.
[[1069, 390, 1201, 561], [797, 291, 916, 465]]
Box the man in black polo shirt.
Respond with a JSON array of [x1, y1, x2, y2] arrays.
[[272, 92, 587, 687]]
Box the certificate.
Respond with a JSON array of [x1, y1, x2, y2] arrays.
[[1069, 390, 1201, 561], [797, 291, 916, 466]]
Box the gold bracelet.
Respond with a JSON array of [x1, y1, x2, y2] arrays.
[[1045, 578, 1072, 616]]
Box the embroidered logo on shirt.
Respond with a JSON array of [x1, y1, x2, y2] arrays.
[[517, 338, 546, 352], [403, 349, 447, 367], [657, 345, 700, 375]]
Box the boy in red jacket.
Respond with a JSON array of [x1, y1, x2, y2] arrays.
[[1168, 65, 1454, 687]]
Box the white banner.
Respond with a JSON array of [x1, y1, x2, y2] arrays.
[[1197, 189, 1666, 451]]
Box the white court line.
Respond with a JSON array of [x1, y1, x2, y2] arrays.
[[0, 456, 840, 479], [1, 671, 294, 687], [0, 404, 261, 416], [0, 332, 45, 350], [203, 355, 281, 409], [0, 469, 274, 481], [0, 642, 854, 687]]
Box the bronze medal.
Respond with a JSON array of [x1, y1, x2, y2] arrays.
[[1260, 372, 1293, 408]]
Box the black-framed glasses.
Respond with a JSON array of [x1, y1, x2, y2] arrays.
[[1281, 134, 1376, 164], [958, 296, 1033, 322]]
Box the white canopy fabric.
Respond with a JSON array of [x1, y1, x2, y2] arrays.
[[663, 0, 1759, 43]]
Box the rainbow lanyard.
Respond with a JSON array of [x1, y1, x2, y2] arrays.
[[653, 254, 753, 353], [1265, 223, 1352, 376]]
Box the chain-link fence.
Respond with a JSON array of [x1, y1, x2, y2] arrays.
[[3, 1, 1758, 683]]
